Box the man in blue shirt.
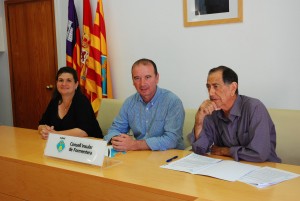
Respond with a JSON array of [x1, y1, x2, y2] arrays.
[[104, 58, 185, 151], [188, 66, 281, 162]]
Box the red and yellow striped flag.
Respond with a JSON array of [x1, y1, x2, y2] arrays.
[[80, 0, 93, 95], [82, 0, 113, 113]]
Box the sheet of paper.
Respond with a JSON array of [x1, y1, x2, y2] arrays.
[[161, 153, 222, 173], [194, 160, 260, 182], [238, 166, 299, 188], [161, 153, 299, 184], [161, 153, 259, 181]]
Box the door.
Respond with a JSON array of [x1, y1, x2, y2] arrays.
[[5, 0, 57, 129]]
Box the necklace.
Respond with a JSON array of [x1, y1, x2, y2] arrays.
[[61, 100, 72, 111]]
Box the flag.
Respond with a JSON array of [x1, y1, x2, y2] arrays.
[[66, 0, 81, 80], [83, 0, 113, 113], [80, 0, 93, 95]]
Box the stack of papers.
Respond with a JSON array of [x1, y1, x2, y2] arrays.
[[238, 166, 299, 188], [161, 153, 299, 188], [161, 153, 259, 182]]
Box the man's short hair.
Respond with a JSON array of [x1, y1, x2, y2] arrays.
[[131, 58, 158, 75]]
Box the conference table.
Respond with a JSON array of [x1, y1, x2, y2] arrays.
[[0, 126, 299, 201]]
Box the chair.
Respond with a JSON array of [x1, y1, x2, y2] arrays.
[[97, 99, 124, 136]]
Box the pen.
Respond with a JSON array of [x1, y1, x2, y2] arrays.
[[166, 155, 178, 163]]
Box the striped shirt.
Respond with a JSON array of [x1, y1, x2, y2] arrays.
[[104, 87, 185, 150]]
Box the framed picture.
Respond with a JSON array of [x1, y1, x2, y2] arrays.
[[183, 0, 243, 27]]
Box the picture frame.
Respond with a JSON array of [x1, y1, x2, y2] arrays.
[[183, 0, 243, 27]]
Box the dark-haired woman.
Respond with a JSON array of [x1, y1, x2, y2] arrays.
[[38, 66, 103, 139]]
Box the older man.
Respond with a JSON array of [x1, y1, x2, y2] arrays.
[[189, 66, 281, 162]]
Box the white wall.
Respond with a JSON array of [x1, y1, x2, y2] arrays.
[[1, 0, 300, 125], [67, 0, 299, 110]]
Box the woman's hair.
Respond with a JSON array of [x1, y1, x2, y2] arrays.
[[56, 66, 79, 82], [52, 66, 82, 100]]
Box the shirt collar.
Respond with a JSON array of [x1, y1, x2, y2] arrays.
[[217, 95, 242, 121], [230, 95, 242, 116], [138, 86, 161, 107]]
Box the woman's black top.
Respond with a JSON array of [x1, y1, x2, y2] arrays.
[[39, 93, 103, 138]]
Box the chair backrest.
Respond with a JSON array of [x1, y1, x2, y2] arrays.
[[183, 109, 196, 149], [268, 109, 300, 165], [97, 99, 124, 136]]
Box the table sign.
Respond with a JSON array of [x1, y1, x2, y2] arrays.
[[44, 133, 107, 166]]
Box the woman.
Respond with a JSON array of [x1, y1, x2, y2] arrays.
[[38, 66, 103, 139]]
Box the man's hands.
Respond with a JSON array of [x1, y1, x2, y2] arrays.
[[111, 134, 150, 151], [210, 145, 230, 156], [111, 134, 135, 151], [194, 100, 220, 140]]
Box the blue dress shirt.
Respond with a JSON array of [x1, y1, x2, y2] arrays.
[[104, 87, 185, 150]]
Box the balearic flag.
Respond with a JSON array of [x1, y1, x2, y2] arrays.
[[83, 0, 113, 113], [66, 0, 81, 80]]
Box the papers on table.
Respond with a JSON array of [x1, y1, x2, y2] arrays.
[[161, 153, 259, 181], [193, 160, 260, 182], [160, 153, 299, 187], [238, 166, 299, 188], [161, 153, 222, 173]]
